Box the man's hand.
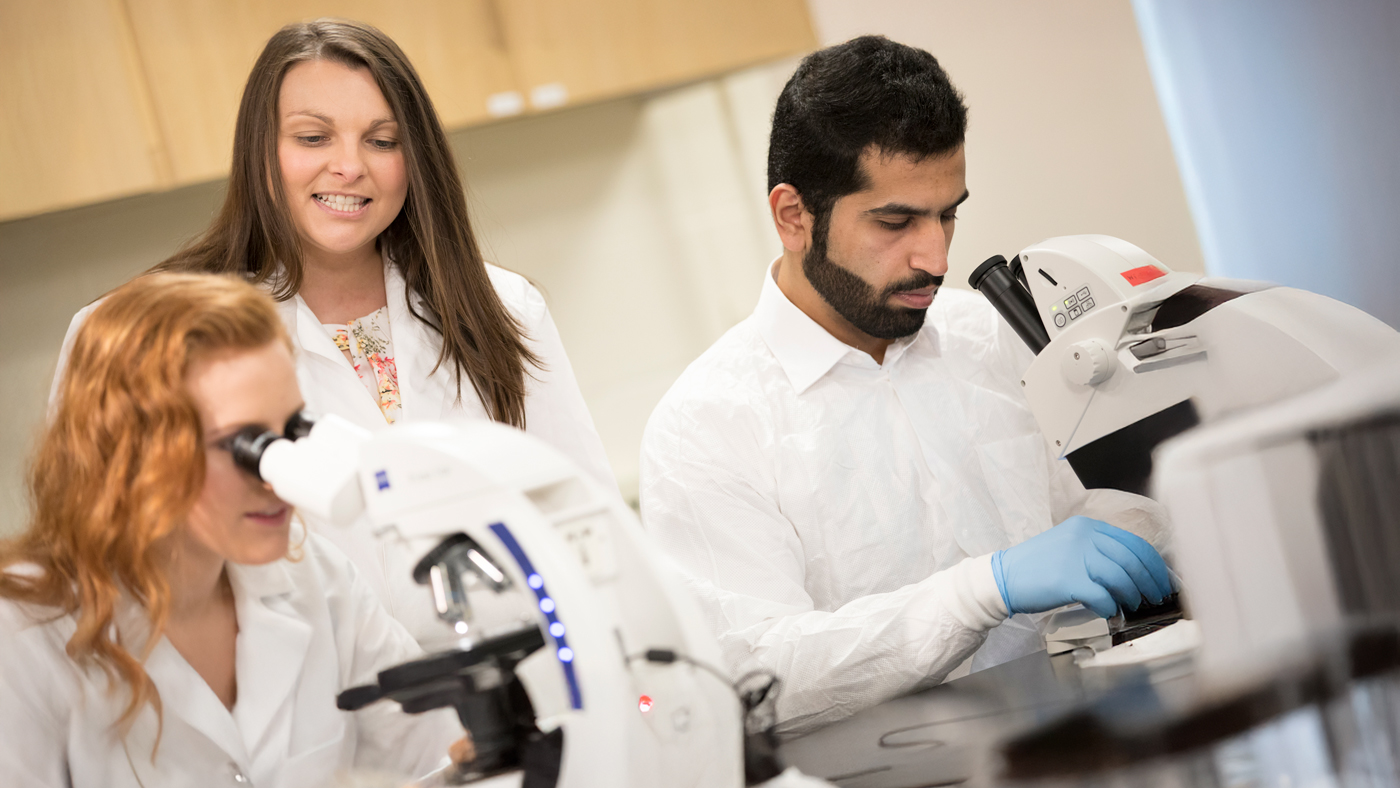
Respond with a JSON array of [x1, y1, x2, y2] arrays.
[[992, 516, 1171, 618]]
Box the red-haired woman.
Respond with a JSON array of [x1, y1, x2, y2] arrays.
[[53, 19, 615, 641], [6, 274, 468, 786]]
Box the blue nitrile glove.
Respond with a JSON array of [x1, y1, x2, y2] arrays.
[[991, 516, 1172, 618]]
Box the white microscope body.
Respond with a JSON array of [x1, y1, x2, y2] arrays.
[[972, 234, 1400, 683], [974, 235, 1400, 471], [245, 418, 745, 787]]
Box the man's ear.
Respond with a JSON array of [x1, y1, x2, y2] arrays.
[[769, 184, 812, 254]]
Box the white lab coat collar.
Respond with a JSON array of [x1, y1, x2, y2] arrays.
[[226, 560, 312, 755], [270, 249, 453, 425], [262, 263, 353, 374], [753, 259, 935, 395], [114, 558, 310, 773], [274, 291, 383, 429], [110, 604, 248, 772]]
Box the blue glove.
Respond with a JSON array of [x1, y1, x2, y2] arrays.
[[992, 516, 1171, 618]]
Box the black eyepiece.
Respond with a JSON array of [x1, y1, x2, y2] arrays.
[[230, 426, 280, 479], [969, 254, 1051, 354], [284, 411, 314, 440], [229, 412, 317, 479], [969, 254, 1010, 290]]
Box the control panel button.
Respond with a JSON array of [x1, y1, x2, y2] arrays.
[[1076, 286, 1091, 301], [1068, 306, 1082, 320], [1082, 297, 1095, 311], [1064, 294, 1078, 308], [1054, 312, 1067, 328]]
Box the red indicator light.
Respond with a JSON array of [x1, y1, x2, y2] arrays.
[[638, 695, 654, 713], [1121, 265, 1166, 287]]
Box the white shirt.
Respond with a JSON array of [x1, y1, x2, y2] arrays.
[[53, 259, 617, 642], [639, 263, 1168, 732], [0, 533, 460, 788]]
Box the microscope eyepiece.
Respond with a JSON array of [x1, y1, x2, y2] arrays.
[[227, 412, 319, 479], [969, 254, 1010, 291], [969, 254, 1052, 354], [228, 412, 317, 479], [229, 425, 281, 479], [227, 412, 366, 524], [285, 411, 314, 440]]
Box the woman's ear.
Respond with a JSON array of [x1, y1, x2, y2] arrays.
[[768, 184, 813, 254]]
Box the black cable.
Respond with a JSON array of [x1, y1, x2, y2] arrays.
[[628, 648, 784, 785]]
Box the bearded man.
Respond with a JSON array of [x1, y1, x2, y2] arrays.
[[638, 36, 1172, 733]]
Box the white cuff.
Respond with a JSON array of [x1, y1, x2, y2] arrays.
[[940, 553, 1010, 631]]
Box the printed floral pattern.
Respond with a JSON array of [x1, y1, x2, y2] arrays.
[[327, 306, 401, 423]]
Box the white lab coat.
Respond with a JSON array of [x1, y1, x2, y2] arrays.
[[639, 264, 1170, 732], [52, 258, 617, 641], [0, 532, 461, 788]]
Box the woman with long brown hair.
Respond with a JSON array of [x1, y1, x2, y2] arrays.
[[53, 19, 615, 640], [5, 273, 468, 786]]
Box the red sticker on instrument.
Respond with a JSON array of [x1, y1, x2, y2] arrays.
[[1121, 265, 1166, 286]]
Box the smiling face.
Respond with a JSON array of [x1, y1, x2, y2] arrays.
[[806, 145, 968, 341], [182, 341, 304, 566], [277, 59, 408, 270]]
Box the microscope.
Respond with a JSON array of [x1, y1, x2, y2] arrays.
[[970, 234, 1400, 497], [970, 234, 1400, 675], [227, 418, 750, 787], [959, 246, 1400, 787]]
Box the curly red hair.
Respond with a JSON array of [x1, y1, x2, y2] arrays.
[[0, 272, 291, 730]]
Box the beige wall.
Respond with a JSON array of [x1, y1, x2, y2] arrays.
[[807, 0, 1203, 276], [0, 0, 1200, 534], [1, 180, 229, 533]]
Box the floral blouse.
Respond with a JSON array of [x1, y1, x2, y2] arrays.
[[325, 306, 401, 423]]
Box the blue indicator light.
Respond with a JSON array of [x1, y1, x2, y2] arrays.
[[489, 522, 582, 710], [375, 470, 390, 491]]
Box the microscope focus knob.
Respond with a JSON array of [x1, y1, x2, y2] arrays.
[[1061, 339, 1115, 386]]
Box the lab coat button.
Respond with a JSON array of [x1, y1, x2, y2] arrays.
[[229, 763, 251, 785]]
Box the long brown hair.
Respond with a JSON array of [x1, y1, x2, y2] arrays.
[[152, 18, 538, 427], [0, 273, 291, 729]]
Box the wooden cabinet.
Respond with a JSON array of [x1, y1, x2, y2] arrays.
[[0, 0, 169, 221], [493, 0, 815, 110], [122, 0, 517, 186], [313, 2, 519, 129], [118, 1, 269, 187], [1, 0, 815, 222]]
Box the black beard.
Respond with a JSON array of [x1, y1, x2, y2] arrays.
[[802, 224, 943, 340]]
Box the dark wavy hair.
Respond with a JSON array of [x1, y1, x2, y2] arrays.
[[767, 35, 968, 232], [152, 18, 538, 427]]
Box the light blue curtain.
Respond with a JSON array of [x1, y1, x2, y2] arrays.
[[1133, 0, 1400, 329]]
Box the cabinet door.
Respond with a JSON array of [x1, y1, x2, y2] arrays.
[[300, 1, 521, 129], [0, 0, 168, 222], [121, 0, 519, 186], [492, 0, 816, 112]]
